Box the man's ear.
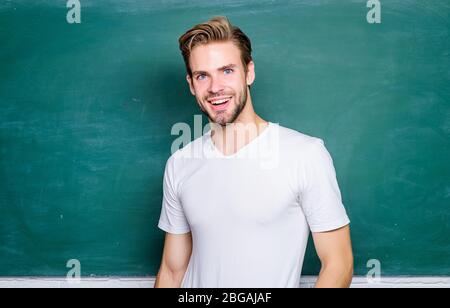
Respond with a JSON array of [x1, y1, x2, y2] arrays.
[[246, 61, 255, 87], [186, 75, 196, 96]]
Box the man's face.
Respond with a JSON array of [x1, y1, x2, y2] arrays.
[[186, 41, 255, 127]]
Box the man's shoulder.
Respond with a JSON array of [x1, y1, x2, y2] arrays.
[[166, 133, 208, 163], [274, 123, 323, 150]]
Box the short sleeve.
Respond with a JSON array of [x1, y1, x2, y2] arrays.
[[300, 139, 350, 233], [158, 156, 191, 234]]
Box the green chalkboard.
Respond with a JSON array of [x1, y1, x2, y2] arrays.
[[0, 0, 449, 277]]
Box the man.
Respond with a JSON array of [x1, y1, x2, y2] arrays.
[[155, 16, 353, 288]]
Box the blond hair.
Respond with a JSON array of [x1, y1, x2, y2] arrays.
[[178, 16, 253, 77]]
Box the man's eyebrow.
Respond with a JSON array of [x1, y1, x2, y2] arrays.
[[217, 63, 237, 71], [192, 64, 237, 76], [192, 70, 207, 76]]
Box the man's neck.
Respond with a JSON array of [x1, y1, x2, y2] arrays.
[[210, 117, 269, 156]]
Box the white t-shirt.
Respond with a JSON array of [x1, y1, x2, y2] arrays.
[[158, 122, 350, 288]]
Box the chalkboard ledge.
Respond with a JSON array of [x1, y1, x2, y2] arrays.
[[0, 277, 448, 288]]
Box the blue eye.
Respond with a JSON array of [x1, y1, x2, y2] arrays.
[[197, 74, 206, 81], [224, 69, 233, 75]]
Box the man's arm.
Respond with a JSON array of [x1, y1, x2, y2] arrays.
[[312, 225, 354, 288], [154, 232, 192, 288]]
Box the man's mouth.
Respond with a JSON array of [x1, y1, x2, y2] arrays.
[[208, 96, 232, 111]]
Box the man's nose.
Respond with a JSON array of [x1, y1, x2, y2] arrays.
[[208, 75, 224, 94]]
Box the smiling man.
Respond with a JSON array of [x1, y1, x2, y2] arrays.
[[155, 16, 353, 288]]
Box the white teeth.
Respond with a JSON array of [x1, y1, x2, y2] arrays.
[[210, 97, 231, 105]]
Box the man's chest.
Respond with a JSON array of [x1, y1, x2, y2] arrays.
[[178, 160, 299, 230]]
